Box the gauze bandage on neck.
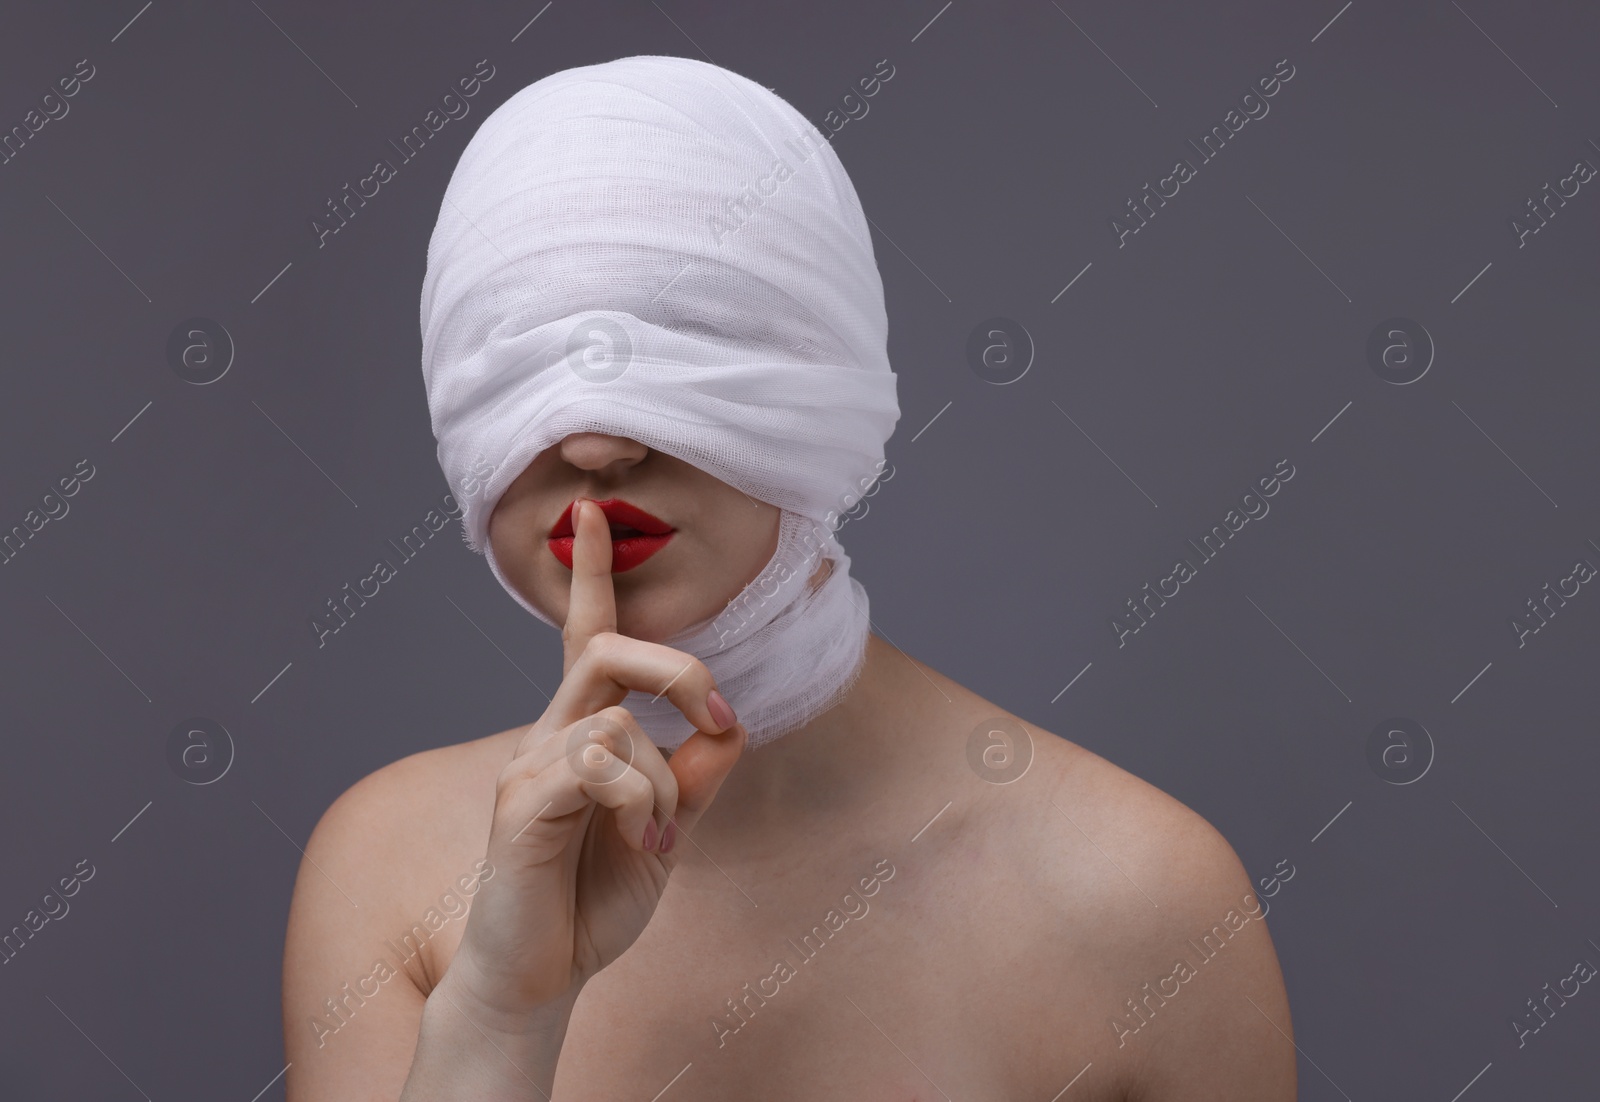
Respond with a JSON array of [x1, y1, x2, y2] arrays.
[[420, 55, 900, 750]]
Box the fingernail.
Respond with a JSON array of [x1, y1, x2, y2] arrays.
[[707, 689, 737, 730], [572, 498, 585, 527], [643, 819, 657, 851], [661, 821, 677, 853]]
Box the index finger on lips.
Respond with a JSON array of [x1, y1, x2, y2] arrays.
[[562, 498, 617, 674], [545, 633, 739, 740]]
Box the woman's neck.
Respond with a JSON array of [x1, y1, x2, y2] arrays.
[[682, 633, 945, 859]]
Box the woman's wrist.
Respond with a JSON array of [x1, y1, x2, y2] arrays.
[[427, 954, 583, 1039], [402, 967, 582, 1102]]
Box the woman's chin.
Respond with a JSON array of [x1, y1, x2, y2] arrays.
[[614, 594, 724, 645], [614, 610, 695, 645]]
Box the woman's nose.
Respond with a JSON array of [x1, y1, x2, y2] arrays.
[[557, 432, 649, 473]]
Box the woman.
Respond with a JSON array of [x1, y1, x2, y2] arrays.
[[281, 55, 1294, 1101]]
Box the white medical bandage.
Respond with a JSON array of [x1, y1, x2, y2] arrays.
[[420, 55, 900, 750]]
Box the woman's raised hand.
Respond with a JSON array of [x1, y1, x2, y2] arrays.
[[443, 497, 747, 1021]]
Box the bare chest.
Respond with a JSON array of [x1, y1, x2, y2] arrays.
[[539, 850, 1127, 1102], [417, 729, 1138, 1100]]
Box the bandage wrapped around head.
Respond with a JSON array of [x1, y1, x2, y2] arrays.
[[420, 54, 900, 750]]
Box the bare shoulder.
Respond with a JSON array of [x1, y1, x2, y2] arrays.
[[1026, 729, 1246, 907], [290, 727, 515, 983], [894, 644, 1294, 1099], [280, 726, 517, 1098], [1014, 726, 1297, 1101], [308, 726, 508, 870]]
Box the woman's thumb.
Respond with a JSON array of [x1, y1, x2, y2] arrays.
[[664, 722, 746, 836]]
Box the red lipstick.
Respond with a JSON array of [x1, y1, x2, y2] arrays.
[[548, 498, 676, 573]]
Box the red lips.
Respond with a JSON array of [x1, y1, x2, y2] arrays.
[[548, 498, 675, 573]]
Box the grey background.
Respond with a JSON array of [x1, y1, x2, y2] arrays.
[[2, 0, 1597, 1097]]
